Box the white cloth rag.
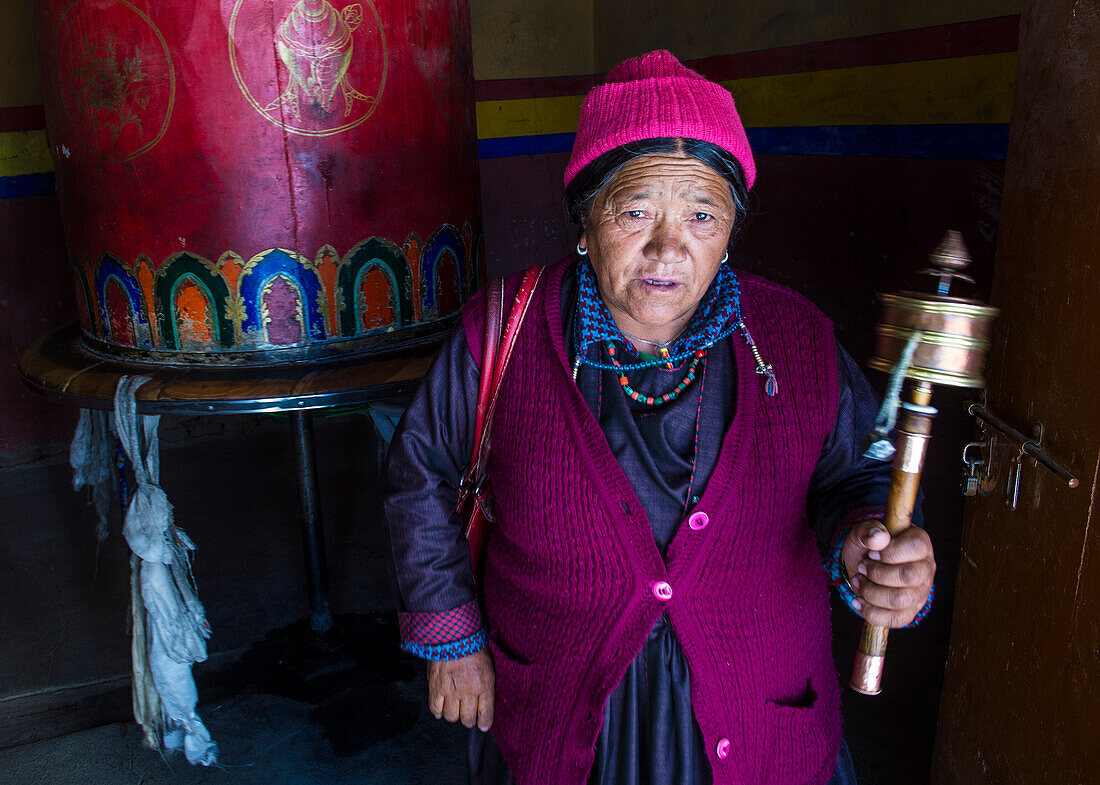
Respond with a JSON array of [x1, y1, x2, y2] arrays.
[[70, 408, 114, 541], [114, 376, 217, 766]]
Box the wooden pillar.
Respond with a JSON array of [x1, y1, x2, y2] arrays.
[[932, 1, 1100, 782]]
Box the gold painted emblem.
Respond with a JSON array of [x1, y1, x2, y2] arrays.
[[55, 0, 175, 162], [70, 34, 148, 143], [229, 0, 387, 137]]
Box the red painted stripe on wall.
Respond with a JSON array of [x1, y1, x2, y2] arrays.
[[692, 14, 1020, 81], [0, 105, 46, 132], [475, 73, 600, 102], [474, 14, 1020, 101]]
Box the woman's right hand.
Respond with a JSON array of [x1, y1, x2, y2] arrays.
[[427, 649, 495, 731]]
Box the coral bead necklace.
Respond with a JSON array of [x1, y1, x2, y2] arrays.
[[605, 341, 705, 406]]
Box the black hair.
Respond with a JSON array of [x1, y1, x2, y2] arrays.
[[563, 137, 752, 243]]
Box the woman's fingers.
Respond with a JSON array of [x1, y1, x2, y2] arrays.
[[843, 521, 936, 626], [443, 693, 462, 723], [852, 598, 920, 629], [843, 523, 936, 627], [840, 519, 891, 578], [852, 574, 926, 611], [878, 526, 935, 565], [859, 556, 935, 589], [477, 681, 495, 732], [427, 661, 446, 719], [459, 696, 479, 728]]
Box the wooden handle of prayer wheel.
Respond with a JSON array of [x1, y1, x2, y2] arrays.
[[850, 382, 936, 695]]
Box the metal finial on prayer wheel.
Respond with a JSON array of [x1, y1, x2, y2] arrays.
[[867, 232, 999, 389], [851, 231, 998, 696]]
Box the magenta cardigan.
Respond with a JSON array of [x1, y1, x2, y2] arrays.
[[460, 260, 842, 785]]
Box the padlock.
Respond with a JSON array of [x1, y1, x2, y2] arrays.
[[961, 441, 986, 497], [1005, 450, 1024, 510]]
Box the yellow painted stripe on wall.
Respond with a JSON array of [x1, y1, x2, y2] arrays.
[[0, 130, 53, 178], [475, 52, 1016, 139], [476, 94, 584, 140]]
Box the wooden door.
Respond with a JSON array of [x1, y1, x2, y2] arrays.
[[932, 1, 1100, 782]]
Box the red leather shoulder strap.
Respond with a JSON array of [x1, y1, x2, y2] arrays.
[[486, 264, 543, 421], [470, 278, 503, 461], [469, 264, 543, 474]]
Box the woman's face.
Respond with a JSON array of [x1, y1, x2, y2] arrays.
[[580, 153, 736, 344]]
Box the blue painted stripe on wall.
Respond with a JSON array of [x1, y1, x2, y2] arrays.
[[477, 125, 1010, 161], [478, 132, 576, 159], [0, 172, 56, 198], [747, 124, 1011, 160]]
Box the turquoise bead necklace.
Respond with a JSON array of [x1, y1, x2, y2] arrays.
[[605, 342, 705, 406]]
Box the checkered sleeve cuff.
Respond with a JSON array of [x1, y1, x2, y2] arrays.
[[826, 506, 934, 628], [397, 600, 487, 660]]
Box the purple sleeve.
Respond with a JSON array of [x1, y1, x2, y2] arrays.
[[810, 342, 932, 626], [384, 324, 488, 659], [807, 342, 892, 548]]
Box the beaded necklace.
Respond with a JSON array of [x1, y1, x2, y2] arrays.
[[618, 326, 688, 371], [571, 258, 779, 397], [606, 343, 704, 406]]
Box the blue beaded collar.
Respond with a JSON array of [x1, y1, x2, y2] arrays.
[[573, 258, 740, 363], [571, 257, 778, 396]]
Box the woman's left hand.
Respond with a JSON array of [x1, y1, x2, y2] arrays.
[[841, 520, 936, 628]]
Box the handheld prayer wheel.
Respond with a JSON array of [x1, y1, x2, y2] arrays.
[[29, 0, 481, 367], [850, 231, 998, 695]]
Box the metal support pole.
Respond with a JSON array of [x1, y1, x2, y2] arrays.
[[289, 410, 334, 638]]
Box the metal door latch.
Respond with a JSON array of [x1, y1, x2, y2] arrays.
[[964, 400, 1079, 509]]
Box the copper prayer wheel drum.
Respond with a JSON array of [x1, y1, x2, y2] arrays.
[[868, 233, 999, 387], [869, 294, 998, 387], [30, 0, 481, 367]]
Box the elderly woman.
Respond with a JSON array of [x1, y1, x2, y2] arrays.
[[385, 51, 935, 785]]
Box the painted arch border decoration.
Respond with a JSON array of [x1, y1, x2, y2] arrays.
[[93, 252, 152, 347], [418, 223, 467, 318], [237, 247, 327, 344], [337, 236, 413, 337], [154, 252, 235, 351], [69, 220, 478, 352]]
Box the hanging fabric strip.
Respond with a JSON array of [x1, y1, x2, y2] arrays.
[[114, 376, 217, 766], [862, 331, 924, 461], [130, 552, 161, 752], [70, 408, 114, 541]]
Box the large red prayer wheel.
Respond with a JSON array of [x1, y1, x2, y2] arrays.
[[30, 0, 481, 366]]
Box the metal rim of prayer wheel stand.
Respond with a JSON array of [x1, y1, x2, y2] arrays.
[[18, 323, 442, 643]]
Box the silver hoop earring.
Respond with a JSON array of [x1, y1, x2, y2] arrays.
[[576, 243, 588, 256], [721, 251, 729, 264]]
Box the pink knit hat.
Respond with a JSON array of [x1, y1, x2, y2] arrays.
[[564, 50, 756, 189]]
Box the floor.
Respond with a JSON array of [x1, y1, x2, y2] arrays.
[[0, 612, 940, 785], [0, 613, 471, 785]]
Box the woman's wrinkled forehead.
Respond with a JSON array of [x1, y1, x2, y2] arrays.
[[594, 154, 736, 213]]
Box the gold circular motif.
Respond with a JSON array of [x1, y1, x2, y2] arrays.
[[228, 0, 388, 138], [55, 0, 176, 162]]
